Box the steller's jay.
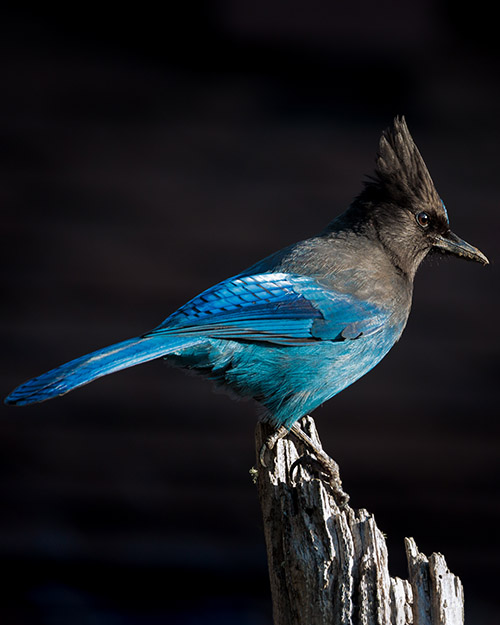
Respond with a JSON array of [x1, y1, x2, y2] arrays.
[[5, 117, 488, 495]]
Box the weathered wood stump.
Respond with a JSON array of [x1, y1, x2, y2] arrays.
[[255, 416, 464, 625]]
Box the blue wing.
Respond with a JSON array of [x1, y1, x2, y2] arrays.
[[145, 272, 389, 345], [5, 272, 390, 406]]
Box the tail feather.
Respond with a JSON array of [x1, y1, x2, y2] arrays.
[[5, 335, 198, 406]]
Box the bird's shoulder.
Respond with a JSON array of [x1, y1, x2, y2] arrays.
[[147, 269, 393, 345], [248, 232, 413, 313]]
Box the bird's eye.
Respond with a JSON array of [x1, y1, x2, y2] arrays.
[[416, 211, 430, 228]]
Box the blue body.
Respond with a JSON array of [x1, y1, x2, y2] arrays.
[[5, 270, 407, 428], [8, 117, 484, 431]]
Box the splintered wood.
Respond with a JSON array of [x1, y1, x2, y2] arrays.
[[256, 417, 464, 625]]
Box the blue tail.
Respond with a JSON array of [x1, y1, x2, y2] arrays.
[[5, 335, 198, 406]]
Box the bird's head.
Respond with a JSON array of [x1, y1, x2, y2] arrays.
[[351, 116, 488, 278]]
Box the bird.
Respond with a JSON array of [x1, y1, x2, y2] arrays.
[[5, 117, 488, 497]]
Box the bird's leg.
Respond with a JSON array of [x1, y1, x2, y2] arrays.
[[290, 422, 340, 480], [290, 421, 349, 506], [259, 425, 289, 467], [259, 419, 349, 506]]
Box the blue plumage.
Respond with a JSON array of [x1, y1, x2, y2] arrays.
[[5, 271, 396, 426], [5, 117, 488, 433], [146, 272, 396, 427], [5, 336, 200, 407]]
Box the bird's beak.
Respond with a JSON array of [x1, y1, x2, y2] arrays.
[[433, 231, 489, 265]]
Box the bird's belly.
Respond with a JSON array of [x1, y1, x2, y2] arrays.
[[168, 328, 400, 429]]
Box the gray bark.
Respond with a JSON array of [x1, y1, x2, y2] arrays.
[[255, 416, 464, 625]]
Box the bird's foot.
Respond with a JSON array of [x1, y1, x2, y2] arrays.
[[259, 420, 349, 507], [290, 422, 349, 507], [290, 454, 349, 507]]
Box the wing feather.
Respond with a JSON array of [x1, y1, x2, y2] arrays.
[[145, 273, 388, 345]]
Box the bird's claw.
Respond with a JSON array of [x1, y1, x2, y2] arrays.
[[259, 420, 350, 507], [291, 454, 349, 507]]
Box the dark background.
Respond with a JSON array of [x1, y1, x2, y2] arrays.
[[1, 2, 499, 623]]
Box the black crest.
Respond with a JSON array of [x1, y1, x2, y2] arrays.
[[358, 116, 441, 209]]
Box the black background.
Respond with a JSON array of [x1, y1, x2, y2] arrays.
[[1, 2, 499, 623]]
